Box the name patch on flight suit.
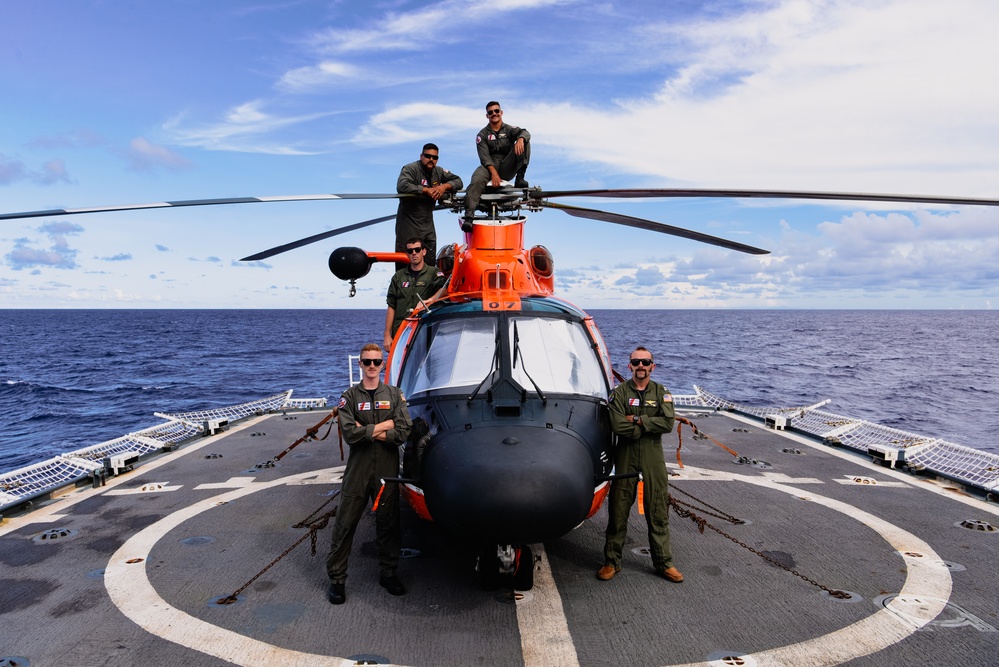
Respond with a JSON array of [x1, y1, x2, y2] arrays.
[[628, 398, 641, 407], [375, 400, 391, 410], [357, 402, 371, 411]]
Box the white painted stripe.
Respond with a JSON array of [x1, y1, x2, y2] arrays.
[[105, 468, 361, 667], [667, 468, 952, 667], [724, 411, 999, 517], [105, 482, 182, 495], [516, 545, 580, 667], [193, 476, 258, 490], [102, 460, 951, 667]]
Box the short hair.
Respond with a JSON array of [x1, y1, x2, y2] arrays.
[[361, 343, 383, 356], [485, 101, 501, 110], [632, 346, 654, 363], [405, 237, 423, 247], [422, 142, 439, 153]]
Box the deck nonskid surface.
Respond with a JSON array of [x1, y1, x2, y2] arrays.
[[2, 409, 996, 666]]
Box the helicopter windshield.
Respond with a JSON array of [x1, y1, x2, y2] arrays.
[[400, 317, 497, 397], [509, 317, 607, 398]]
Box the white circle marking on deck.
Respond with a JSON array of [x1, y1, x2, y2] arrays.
[[104, 466, 950, 667]]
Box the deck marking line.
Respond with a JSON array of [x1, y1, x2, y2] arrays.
[[106, 467, 380, 667], [104, 464, 949, 667], [667, 469, 951, 667], [194, 476, 258, 490], [106, 483, 183, 495], [516, 544, 580, 667], [722, 411, 999, 517]]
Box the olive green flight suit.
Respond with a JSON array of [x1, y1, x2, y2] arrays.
[[386, 263, 447, 336], [326, 381, 413, 584], [603, 379, 676, 570]]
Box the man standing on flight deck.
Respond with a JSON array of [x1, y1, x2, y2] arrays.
[[598, 346, 684, 584], [326, 343, 413, 605]]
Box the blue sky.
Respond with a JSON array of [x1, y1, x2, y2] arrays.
[[2, 0, 998, 309]]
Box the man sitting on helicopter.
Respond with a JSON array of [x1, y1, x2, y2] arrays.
[[383, 237, 447, 350], [461, 101, 531, 231]]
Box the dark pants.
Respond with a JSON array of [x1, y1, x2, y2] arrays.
[[602, 437, 674, 570], [464, 142, 530, 217], [326, 443, 401, 583]]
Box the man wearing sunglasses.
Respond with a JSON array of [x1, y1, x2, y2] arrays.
[[384, 237, 447, 350], [327, 343, 413, 605], [598, 347, 684, 584], [396, 142, 463, 268], [462, 101, 531, 231]]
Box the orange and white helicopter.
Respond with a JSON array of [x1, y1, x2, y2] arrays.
[[5, 184, 998, 589]]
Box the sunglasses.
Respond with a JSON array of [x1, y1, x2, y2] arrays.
[[422, 153, 439, 160], [486, 109, 502, 115], [360, 358, 383, 367], [630, 358, 653, 367], [405, 246, 424, 254]]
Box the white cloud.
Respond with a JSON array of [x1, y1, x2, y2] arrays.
[[353, 103, 481, 146], [277, 61, 361, 91], [125, 137, 193, 173], [164, 102, 334, 154], [309, 0, 575, 54]]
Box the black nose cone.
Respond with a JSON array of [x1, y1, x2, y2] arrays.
[[421, 425, 595, 544]]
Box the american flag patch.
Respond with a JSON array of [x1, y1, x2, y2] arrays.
[[628, 398, 640, 406], [663, 395, 673, 403], [375, 400, 391, 410], [358, 402, 371, 411]]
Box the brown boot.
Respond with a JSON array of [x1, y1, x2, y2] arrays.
[[596, 564, 620, 581], [660, 566, 684, 582]]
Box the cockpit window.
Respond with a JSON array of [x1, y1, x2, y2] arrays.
[[509, 317, 607, 398], [400, 317, 497, 397]]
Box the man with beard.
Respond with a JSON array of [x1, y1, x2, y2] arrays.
[[395, 143, 463, 269], [597, 346, 684, 584]]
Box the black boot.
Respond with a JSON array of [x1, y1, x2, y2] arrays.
[[379, 573, 407, 596], [326, 582, 346, 604]]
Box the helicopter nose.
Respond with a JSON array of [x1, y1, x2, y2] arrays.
[[421, 425, 595, 544]]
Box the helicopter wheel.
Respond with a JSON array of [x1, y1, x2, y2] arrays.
[[478, 545, 503, 591], [512, 545, 534, 591]]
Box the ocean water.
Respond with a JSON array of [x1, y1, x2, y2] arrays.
[[1, 309, 996, 472]]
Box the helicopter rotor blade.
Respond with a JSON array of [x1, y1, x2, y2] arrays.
[[541, 201, 770, 255], [0, 193, 410, 222], [240, 214, 396, 261], [531, 188, 999, 208]]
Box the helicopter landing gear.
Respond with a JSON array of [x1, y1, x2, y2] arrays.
[[477, 544, 535, 591], [512, 545, 534, 591]]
